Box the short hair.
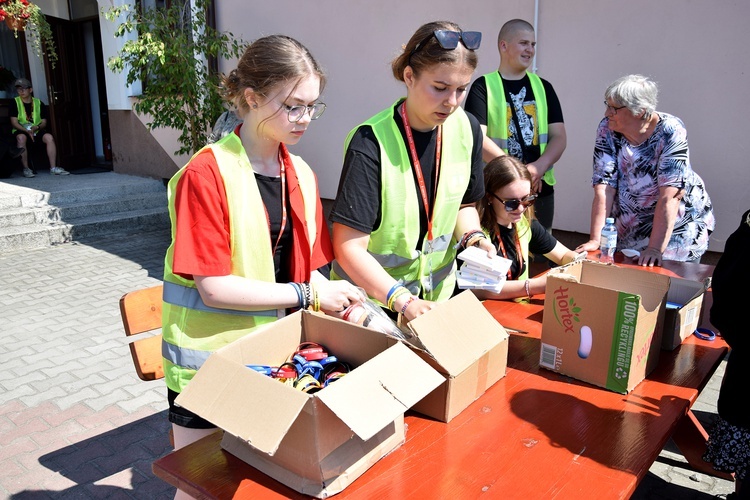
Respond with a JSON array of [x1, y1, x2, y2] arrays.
[[604, 74, 659, 120], [498, 19, 534, 47], [392, 20, 479, 81], [221, 35, 326, 115], [478, 155, 535, 238]]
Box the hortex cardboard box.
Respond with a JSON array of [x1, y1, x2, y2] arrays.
[[175, 310, 444, 498], [401, 291, 510, 422], [662, 277, 710, 350], [539, 260, 670, 394]]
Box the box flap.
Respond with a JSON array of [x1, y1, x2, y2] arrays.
[[667, 277, 710, 306], [317, 342, 443, 441], [406, 291, 509, 376], [175, 353, 309, 455]]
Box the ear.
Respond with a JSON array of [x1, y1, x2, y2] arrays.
[[403, 65, 416, 89], [243, 88, 259, 109]]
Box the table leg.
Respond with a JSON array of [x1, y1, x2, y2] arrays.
[[672, 410, 734, 481]]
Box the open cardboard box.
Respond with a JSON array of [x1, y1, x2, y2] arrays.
[[175, 310, 444, 498], [662, 277, 710, 350], [401, 291, 510, 422], [539, 260, 670, 394]]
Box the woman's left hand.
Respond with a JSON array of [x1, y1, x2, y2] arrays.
[[475, 237, 497, 257], [638, 247, 663, 267]]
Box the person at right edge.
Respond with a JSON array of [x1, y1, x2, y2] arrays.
[[465, 18, 567, 235], [703, 209, 750, 500]]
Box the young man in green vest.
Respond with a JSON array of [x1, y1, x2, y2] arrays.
[[10, 78, 69, 177], [465, 19, 566, 235]]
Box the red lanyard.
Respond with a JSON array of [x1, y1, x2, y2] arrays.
[[400, 102, 441, 242], [496, 226, 523, 280], [265, 149, 287, 256]]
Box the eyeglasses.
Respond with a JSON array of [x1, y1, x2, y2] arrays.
[[491, 193, 537, 211], [408, 30, 482, 66], [283, 102, 326, 123], [604, 101, 627, 115]]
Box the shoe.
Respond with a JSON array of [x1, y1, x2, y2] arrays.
[[50, 166, 70, 175], [9, 146, 25, 159], [23, 167, 36, 178]]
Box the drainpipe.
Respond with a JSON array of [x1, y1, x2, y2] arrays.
[[533, 0, 539, 73]]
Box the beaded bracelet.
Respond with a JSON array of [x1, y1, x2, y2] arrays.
[[524, 279, 532, 298], [400, 296, 417, 316], [460, 230, 485, 249]]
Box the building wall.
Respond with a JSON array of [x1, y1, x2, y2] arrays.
[[100, 0, 747, 251]]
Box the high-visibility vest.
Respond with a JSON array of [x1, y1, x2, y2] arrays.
[[484, 71, 556, 186], [162, 133, 319, 393], [13, 97, 41, 132], [332, 100, 472, 303]]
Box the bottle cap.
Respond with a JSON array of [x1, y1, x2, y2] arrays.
[[605, 217, 615, 224]]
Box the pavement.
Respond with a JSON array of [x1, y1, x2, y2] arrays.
[[0, 173, 736, 499]]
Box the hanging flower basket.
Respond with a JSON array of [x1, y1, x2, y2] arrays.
[[0, 0, 58, 68], [4, 14, 26, 30]]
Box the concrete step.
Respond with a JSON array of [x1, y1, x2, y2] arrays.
[[0, 171, 170, 253], [0, 191, 167, 227]]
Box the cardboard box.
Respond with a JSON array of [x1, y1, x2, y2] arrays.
[[175, 310, 444, 498], [402, 291, 510, 422], [662, 277, 710, 350], [539, 261, 670, 394]]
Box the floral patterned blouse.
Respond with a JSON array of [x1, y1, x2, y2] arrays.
[[592, 112, 715, 261]]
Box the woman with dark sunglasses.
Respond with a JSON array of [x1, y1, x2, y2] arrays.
[[329, 20, 493, 321], [474, 156, 579, 301]]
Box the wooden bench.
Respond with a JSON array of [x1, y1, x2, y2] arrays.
[[119, 285, 164, 381]]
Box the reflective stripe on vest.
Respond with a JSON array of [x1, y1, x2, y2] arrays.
[[14, 97, 41, 131], [332, 100, 471, 303], [161, 132, 319, 392], [484, 72, 556, 186]]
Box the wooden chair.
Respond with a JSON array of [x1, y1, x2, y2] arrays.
[[119, 284, 164, 381]]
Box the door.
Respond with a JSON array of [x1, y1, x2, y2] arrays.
[[44, 17, 93, 170]]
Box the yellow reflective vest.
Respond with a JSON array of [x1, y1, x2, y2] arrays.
[[484, 71, 556, 186], [13, 97, 41, 132], [162, 132, 319, 393], [332, 100, 473, 303]]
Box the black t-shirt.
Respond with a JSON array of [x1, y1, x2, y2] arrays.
[[255, 173, 292, 283], [330, 105, 485, 248], [493, 218, 557, 279], [465, 73, 564, 196]]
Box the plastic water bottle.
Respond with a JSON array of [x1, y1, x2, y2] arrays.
[[599, 217, 617, 264]]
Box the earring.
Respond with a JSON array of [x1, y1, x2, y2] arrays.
[[252, 104, 258, 109]]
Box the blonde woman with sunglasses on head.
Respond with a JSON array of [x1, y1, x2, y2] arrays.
[[474, 156, 579, 301], [330, 20, 494, 321]]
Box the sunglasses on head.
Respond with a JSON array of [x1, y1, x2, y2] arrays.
[[491, 193, 537, 211], [408, 29, 482, 66]]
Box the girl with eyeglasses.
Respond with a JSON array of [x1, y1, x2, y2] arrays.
[[329, 20, 494, 321], [475, 156, 579, 300], [161, 35, 363, 479]]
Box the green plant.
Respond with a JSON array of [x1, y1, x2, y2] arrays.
[[0, 0, 58, 68], [103, 0, 246, 156]]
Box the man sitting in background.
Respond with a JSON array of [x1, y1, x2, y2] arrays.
[[10, 78, 69, 177]]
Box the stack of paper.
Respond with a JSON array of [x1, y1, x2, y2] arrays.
[[456, 246, 512, 294]]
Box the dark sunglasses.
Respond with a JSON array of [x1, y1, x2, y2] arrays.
[[408, 30, 482, 66], [491, 193, 537, 211]]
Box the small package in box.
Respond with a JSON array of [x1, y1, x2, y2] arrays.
[[175, 310, 443, 498], [662, 277, 710, 350], [539, 260, 670, 394], [401, 291, 510, 422]]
